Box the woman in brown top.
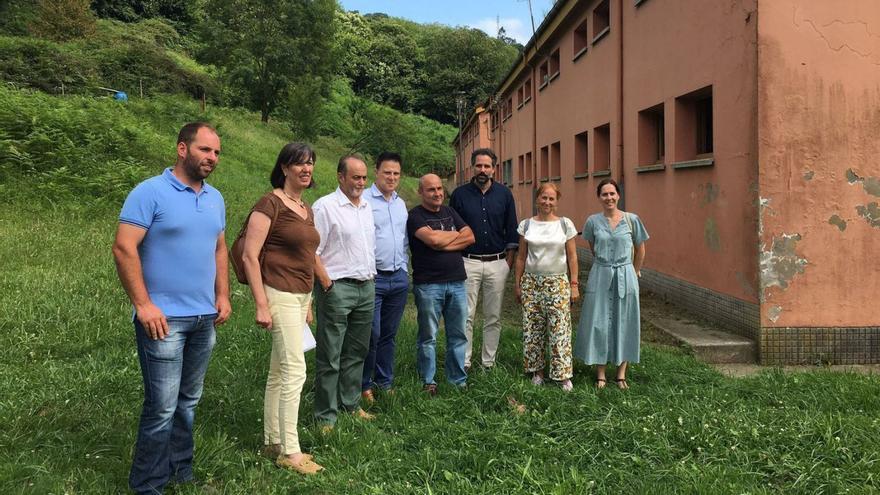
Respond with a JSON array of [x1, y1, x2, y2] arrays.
[[242, 142, 327, 475]]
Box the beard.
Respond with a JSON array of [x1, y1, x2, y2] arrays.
[[474, 173, 490, 185], [182, 152, 212, 182]]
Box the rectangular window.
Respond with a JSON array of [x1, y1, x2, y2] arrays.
[[549, 49, 560, 79], [594, 123, 611, 171], [550, 141, 561, 179], [518, 155, 525, 183], [506, 97, 513, 119], [525, 152, 533, 182], [592, 0, 610, 44], [638, 103, 665, 165], [573, 20, 588, 59], [574, 131, 589, 176], [539, 61, 550, 89], [674, 86, 713, 161], [523, 78, 532, 104], [516, 85, 524, 108], [503, 159, 513, 185], [540, 145, 550, 180]]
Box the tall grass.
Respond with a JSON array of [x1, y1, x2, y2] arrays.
[[1, 89, 879, 494]]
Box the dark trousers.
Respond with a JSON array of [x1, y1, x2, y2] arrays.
[[362, 268, 409, 391], [313, 279, 375, 425]]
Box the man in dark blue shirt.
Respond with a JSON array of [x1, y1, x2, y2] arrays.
[[449, 148, 519, 371]]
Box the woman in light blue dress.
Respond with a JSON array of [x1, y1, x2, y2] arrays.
[[574, 179, 649, 389]]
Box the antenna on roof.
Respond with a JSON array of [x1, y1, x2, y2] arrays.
[[526, 0, 536, 37]]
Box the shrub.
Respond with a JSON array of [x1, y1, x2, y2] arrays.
[[29, 0, 96, 42]]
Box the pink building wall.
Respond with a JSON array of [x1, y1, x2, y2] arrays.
[[757, 0, 880, 328]]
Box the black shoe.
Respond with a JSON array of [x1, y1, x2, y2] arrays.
[[423, 383, 438, 397]]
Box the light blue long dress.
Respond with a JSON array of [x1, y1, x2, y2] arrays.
[[574, 212, 649, 365]]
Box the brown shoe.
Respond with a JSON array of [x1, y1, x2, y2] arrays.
[[353, 408, 375, 421], [276, 454, 324, 475], [361, 389, 375, 404], [423, 383, 438, 397], [260, 443, 282, 459]]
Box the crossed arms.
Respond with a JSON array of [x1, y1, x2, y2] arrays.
[[414, 225, 475, 251]]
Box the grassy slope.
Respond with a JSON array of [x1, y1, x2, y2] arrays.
[[1, 91, 879, 494]]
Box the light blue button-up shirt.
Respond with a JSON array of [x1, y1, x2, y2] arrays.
[[366, 183, 409, 272]]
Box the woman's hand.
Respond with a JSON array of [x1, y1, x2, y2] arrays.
[[515, 283, 522, 304], [255, 304, 273, 330], [306, 306, 314, 325], [570, 284, 580, 303]]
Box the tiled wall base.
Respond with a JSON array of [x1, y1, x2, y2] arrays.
[[576, 247, 760, 341], [576, 248, 879, 364], [761, 327, 880, 365]]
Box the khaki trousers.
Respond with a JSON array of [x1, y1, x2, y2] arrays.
[[463, 257, 510, 367], [263, 285, 310, 455]]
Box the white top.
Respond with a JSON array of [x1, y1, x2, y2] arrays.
[[313, 187, 377, 281], [517, 216, 577, 275]]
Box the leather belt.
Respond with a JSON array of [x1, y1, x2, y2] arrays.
[[463, 252, 506, 262], [336, 277, 372, 285]]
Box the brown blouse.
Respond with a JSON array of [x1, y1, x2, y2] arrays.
[[252, 192, 320, 294]]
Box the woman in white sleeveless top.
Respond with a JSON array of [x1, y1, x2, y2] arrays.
[[514, 183, 579, 391]]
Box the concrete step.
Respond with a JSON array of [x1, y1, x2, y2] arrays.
[[647, 315, 757, 364]]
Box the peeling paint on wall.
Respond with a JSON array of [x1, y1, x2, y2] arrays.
[[856, 202, 880, 228], [699, 183, 720, 206], [760, 233, 808, 292], [803, 170, 814, 181], [828, 214, 847, 231], [767, 305, 782, 323], [704, 218, 721, 252], [846, 168, 880, 197]]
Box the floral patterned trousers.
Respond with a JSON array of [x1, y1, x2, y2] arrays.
[[520, 273, 573, 381]]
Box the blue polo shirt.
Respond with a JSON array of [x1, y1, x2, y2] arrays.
[[119, 168, 226, 317], [366, 183, 409, 272]]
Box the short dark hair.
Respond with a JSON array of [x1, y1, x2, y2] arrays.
[[375, 151, 403, 169], [596, 178, 620, 196], [177, 122, 216, 146], [270, 142, 316, 189], [337, 153, 366, 175], [471, 148, 497, 167]]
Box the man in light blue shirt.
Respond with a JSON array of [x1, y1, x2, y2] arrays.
[[361, 152, 409, 402], [113, 122, 231, 494]]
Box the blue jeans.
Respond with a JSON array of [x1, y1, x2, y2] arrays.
[[129, 314, 217, 495], [413, 281, 468, 386], [362, 269, 409, 391]]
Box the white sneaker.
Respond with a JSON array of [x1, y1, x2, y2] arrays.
[[531, 374, 544, 386], [561, 379, 573, 392]]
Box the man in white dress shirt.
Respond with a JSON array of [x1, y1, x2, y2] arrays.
[[312, 154, 377, 429]]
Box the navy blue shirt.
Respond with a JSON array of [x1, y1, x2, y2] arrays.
[[449, 180, 518, 255]]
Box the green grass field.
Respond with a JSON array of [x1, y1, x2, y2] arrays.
[[1, 92, 880, 494]]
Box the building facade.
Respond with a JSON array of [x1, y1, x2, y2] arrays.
[[453, 0, 880, 364]]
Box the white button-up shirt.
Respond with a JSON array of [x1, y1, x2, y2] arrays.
[[312, 187, 377, 281]]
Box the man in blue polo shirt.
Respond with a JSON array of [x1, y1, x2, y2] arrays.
[[113, 122, 231, 494], [450, 148, 519, 372], [361, 152, 409, 403]]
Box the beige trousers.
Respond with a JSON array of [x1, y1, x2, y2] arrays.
[[263, 285, 310, 455], [463, 257, 510, 367]]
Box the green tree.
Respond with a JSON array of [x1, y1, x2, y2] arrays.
[[200, 0, 338, 123], [418, 27, 518, 124], [29, 0, 96, 41], [90, 0, 198, 32]]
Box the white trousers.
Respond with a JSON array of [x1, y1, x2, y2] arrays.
[[463, 257, 510, 367], [263, 285, 310, 455]]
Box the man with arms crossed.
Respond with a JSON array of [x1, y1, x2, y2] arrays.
[[361, 152, 409, 403], [407, 174, 475, 396], [113, 122, 231, 494], [312, 154, 377, 428], [450, 148, 518, 372]]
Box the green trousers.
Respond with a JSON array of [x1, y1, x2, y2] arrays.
[[313, 279, 375, 425]]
